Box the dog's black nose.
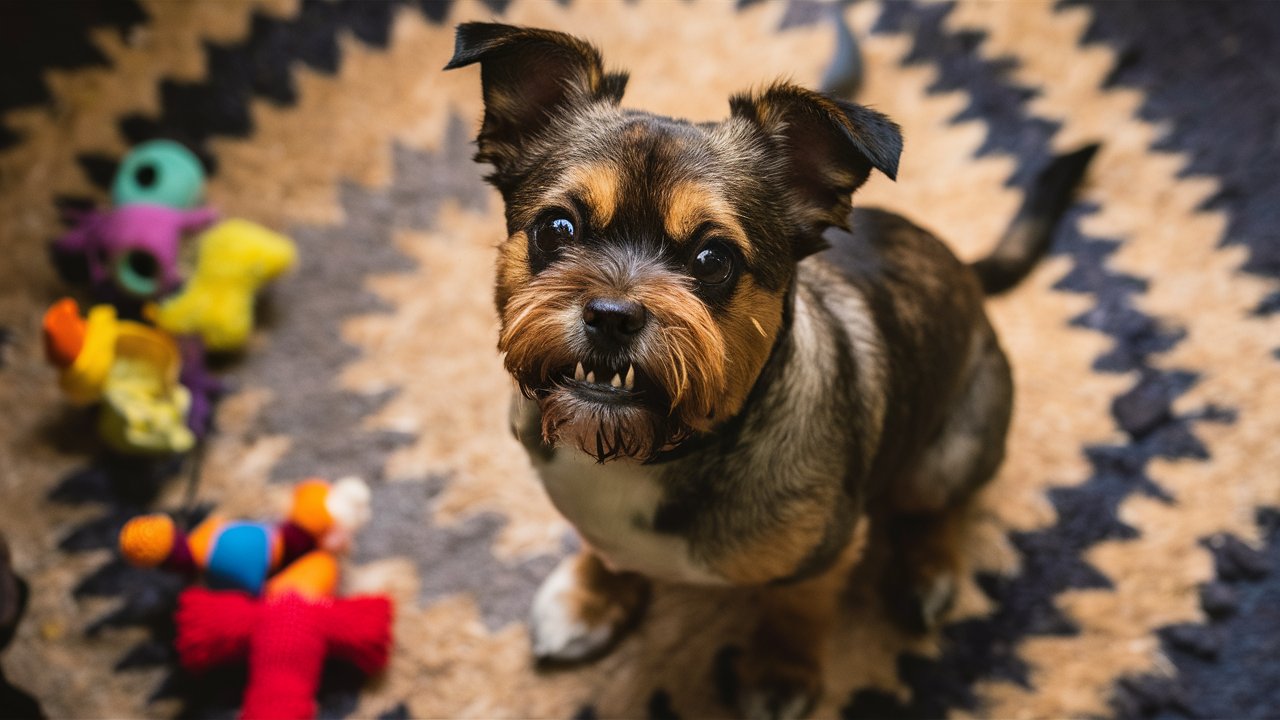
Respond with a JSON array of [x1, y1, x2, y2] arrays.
[[582, 297, 647, 346]]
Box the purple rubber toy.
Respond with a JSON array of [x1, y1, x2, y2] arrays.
[[55, 205, 217, 299], [177, 336, 226, 439]]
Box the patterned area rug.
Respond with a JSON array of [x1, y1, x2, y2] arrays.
[[1, 1, 1277, 717]]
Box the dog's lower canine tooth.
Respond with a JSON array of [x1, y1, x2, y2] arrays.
[[575, 362, 585, 381], [586, 371, 595, 383], [611, 373, 622, 388], [625, 364, 634, 389]]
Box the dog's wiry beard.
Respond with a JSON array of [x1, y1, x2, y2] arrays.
[[537, 386, 674, 462], [498, 246, 727, 462]]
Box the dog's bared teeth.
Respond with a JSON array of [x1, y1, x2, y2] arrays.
[[610, 373, 622, 388], [586, 370, 595, 384], [574, 362, 585, 381], [625, 364, 635, 390]]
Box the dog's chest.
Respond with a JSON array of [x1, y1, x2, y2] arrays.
[[534, 450, 725, 585]]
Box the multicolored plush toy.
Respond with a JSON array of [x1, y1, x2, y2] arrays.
[[118, 478, 390, 720], [150, 218, 298, 352], [118, 477, 371, 594], [43, 298, 195, 454]]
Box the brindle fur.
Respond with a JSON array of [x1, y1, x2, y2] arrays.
[[447, 23, 1095, 718]]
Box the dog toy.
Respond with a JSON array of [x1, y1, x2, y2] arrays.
[[150, 219, 298, 352], [54, 205, 217, 299], [118, 477, 371, 594], [43, 298, 195, 454], [118, 478, 387, 720], [53, 140, 214, 300], [111, 139, 207, 209], [177, 336, 225, 440], [175, 583, 391, 720]]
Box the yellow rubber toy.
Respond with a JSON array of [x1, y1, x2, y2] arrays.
[[43, 299, 195, 454], [152, 219, 297, 352], [44, 300, 120, 405]]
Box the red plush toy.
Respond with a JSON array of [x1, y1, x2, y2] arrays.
[[176, 580, 392, 719]]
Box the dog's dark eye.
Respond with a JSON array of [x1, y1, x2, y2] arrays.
[[690, 243, 734, 285], [532, 215, 576, 256]]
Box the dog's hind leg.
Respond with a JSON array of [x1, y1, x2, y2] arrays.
[[883, 506, 973, 632], [882, 324, 1013, 632]]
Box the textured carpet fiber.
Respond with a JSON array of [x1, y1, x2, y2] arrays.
[[0, 1, 1277, 718]]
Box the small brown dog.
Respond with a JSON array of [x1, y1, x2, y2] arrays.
[[447, 23, 1094, 718]]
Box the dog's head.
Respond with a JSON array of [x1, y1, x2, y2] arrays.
[[446, 23, 901, 462]]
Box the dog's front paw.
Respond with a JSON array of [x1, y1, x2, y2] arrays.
[[529, 559, 613, 662], [529, 553, 647, 664], [719, 646, 821, 720]]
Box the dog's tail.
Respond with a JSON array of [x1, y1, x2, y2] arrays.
[[971, 143, 1100, 295]]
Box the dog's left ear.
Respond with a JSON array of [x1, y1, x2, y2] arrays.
[[444, 23, 627, 185], [731, 83, 902, 255]]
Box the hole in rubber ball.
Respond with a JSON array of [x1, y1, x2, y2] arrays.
[[115, 250, 161, 297], [134, 163, 158, 188], [126, 250, 158, 278]]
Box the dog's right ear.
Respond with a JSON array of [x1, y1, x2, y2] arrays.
[[445, 23, 627, 183]]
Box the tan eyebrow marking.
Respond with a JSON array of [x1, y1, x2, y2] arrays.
[[553, 162, 621, 227], [664, 180, 752, 259]]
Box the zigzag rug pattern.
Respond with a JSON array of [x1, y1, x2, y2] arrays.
[[0, 1, 1276, 718]]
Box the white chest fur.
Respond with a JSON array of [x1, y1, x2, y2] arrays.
[[532, 449, 726, 585]]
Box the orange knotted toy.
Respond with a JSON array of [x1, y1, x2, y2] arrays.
[[119, 477, 369, 595]]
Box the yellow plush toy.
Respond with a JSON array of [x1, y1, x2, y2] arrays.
[[152, 219, 297, 352]]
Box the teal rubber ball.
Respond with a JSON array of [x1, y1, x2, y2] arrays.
[[111, 140, 206, 208]]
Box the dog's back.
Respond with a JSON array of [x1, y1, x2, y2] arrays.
[[816, 208, 994, 501]]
